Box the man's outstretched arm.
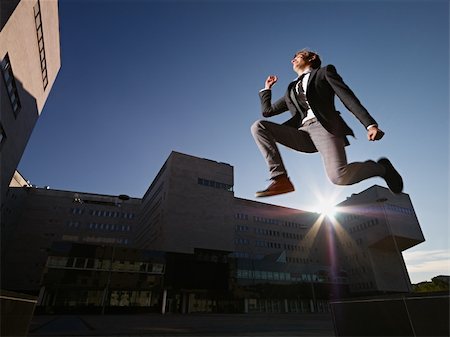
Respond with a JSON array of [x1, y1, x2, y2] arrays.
[[259, 75, 288, 117]]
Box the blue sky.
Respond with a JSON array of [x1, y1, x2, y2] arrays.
[[19, 0, 449, 283]]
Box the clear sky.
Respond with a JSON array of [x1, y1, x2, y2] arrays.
[[19, 0, 449, 283]]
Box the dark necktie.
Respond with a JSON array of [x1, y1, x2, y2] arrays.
[[295, 74, 309, 112]]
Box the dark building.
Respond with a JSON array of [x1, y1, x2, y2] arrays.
[[2, 152, 425, 314], [39, 242, 165, 313]]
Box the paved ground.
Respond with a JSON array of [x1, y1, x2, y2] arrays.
[[29, 313, 335, 337]]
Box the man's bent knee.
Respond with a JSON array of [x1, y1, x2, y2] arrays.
[[251, 119, 266, 135], [328, 173, 350, 186]]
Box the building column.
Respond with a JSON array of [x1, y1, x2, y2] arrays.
[[161, 289, 167, 315], [181, 293, 188, 314]]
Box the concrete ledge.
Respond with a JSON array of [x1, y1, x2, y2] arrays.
[[330, 293, 449, 336], [1, 289, 37, 337]]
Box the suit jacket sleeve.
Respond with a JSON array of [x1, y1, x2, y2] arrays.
[[259, 89, 288, 118], [325, 65, 377, 128]]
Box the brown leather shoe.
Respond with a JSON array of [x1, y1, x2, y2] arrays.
[[378, 158, 403, 194], [255, 175, 295, 197]]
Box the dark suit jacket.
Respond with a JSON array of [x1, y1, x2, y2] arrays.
[[259, 64, 377, 143]]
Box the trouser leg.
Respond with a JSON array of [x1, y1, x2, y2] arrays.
[[307, 121, 384, 185], [251, 120, 316, 179]]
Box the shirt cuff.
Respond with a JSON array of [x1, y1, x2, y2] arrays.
[[259, 88, 271, 92], [367, 124, 378, 130]]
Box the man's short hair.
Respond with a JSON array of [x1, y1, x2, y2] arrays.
[[296, 49, 322, 69]]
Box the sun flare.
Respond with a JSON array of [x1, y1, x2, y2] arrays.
[[315, 199, 337, 218]]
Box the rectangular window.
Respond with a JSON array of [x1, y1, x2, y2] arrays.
[[1, 54, 21, 117]]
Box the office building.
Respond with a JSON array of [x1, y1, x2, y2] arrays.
[[135, 151, 234, 253], [137, 152, 424, 294], [334, 186, 425, 293], [0, 0, 61, 209], [1, 187, 140, 292], [2, 151, 425, 313]]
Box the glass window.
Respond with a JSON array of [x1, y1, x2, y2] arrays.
[[75, 258, 85, 268], [48, 256, 68, 267], [86, 258, 95, 269], [0, 124, 6, 146]]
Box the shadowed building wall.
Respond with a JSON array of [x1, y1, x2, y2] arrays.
[[2, 151, 425, 308], [1, 187, 140, 293], [0, 0, 61, 210]]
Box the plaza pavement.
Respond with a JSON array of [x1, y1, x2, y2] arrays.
[[28, 313, 335, 337]]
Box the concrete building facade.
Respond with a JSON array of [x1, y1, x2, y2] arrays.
[[1, 187, 140, 292], [135, 152, 424, 297], [135, 151, 234, 254], [334, 186, 424, 293], [0, 0, 61, 210], [1, 151, 425, 313]]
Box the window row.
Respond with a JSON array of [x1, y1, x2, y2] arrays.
[[286, 257, 313, 264], [237, 269, 291, 281], [348, 218, 379, 233], [82, 236, 129, 245], [230, 252, 250, 258], [235, 238, 250, 245], [237, 269, 321, 283], [236, 213, 307, 229], [235, 225, 249, 232], [88, 223, 131, 232], [283, 221, 307, 229], [284, 244, 307, 252], [255, 228, 280, 236], [235, 236, 310, 253], [253, 216, 279, 225], [385, 204, 415, 216], [235, 213, 249, 220], [67, 221, 80, 228], [237, 225, 304, 241], [46, 256, 164, 274], [70, 207, 135, 219], [198, 178, 233, 192], [255, 240, 282, 249]]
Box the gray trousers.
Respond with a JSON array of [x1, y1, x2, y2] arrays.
[[251, 119, 384, 185]]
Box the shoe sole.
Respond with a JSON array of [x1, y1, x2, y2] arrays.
[[255, 186, 295, 198]]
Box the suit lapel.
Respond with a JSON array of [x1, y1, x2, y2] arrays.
[[286, 80, 303, 114], [307, 68, 318, 87]]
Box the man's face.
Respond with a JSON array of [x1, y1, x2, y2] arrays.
[[291, 52, 309, 72]]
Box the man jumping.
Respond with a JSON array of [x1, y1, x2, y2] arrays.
[[251, 49, 403, 197]]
